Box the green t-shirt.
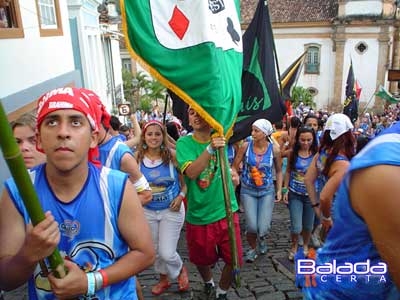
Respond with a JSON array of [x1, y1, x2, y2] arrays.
[[176, 135, 238, 225]]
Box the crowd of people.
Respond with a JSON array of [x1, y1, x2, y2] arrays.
[[0, 86, 399, 299]]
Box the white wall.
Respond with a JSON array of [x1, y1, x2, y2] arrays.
[[275, 34, 335, 110], [343, 38, 379, 106], [0, 0, 75, 98]]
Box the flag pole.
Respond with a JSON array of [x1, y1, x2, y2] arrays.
[[162, 93, 168, 125], [0, 102, 67, 279], [265, 0, 282, 95], [218, 147, 240, 287], [359, 92, 375, 116]]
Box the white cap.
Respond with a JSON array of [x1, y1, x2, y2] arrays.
[[324, 113, 354, 140], [252, 118, 273, 136]]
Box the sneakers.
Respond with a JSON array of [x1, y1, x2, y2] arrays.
[[310, 232, 322, 248], [258, 239, 267, 255], [216, 293, 228, 299], [298, 235, 304, 246], [245, 249, 258, 263], [204, 282, 215, 298]]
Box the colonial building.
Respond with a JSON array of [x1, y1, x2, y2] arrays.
[[242, 0, 400, 111]]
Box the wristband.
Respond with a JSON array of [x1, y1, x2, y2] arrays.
[[99, 269, 109, 288], [321, 215, 332, 222], [311, 203, 320, 208], [179, 191, 186, 198], [86, 272, 96, 296], [93, 271, 103, 291], [206, 144, 216, 155], [282, 187, 288, 194], [134, 175, 151, 192]]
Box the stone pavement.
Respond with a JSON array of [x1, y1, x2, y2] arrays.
[[3, 202, 302, 300]]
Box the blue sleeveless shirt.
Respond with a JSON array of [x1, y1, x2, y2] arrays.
[[140, 160, 180, 210], [241, 140, 274, 189], [303, 122, 400, 299], [5, 163, 137, 300], [98, 136, 133, 169], [316, 149, 348, 191], [289, 154, 314, 195]]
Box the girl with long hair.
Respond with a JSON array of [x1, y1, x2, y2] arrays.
[[304, 113, 355, 239], [135, 120, 189, 295], [282, 126, 318, 260]]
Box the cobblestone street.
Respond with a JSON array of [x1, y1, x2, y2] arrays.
[[3, 202, 302, 300]]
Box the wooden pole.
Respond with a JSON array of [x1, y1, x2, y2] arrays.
[[218, 147, 240, 287]]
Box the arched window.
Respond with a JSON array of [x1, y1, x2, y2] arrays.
[[305, 45, 320, 74]]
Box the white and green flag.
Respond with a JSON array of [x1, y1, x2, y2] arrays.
[[375, 85, 400, 104], [121, 0, 243, 136]]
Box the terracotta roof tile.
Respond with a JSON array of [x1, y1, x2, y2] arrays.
[[241, 0, 338, 25]]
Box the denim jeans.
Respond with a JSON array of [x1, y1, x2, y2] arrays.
[[144, 203, 185, 279], [288, 191, 315, 234], [240, 184, 275, 237]]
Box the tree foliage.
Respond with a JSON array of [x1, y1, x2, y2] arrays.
[[121, 69, 166, 112], [291, 86, 315, 108]]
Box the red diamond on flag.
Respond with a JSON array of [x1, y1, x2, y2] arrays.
[[168, 5, 189, 40]]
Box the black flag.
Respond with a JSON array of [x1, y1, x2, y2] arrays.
[[230, 0, 285, 143], [280, 52, 306, 101], [343, 61, 359, 123]]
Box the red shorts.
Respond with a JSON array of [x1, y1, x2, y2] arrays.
[[186, 213, 243, 266]]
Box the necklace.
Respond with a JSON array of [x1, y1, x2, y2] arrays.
[[144, 156, 162, 166]]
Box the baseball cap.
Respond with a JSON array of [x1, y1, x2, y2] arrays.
[[324, 113, 354, 140]]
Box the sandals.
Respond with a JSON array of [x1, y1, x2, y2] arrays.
[[303, 246, 309, 257], [288, 250, 295, 261], [151, 275, 171, 295], [177, 265, 190, 292]]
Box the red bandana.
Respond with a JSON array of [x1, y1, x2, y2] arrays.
[[36, 87, 102, 167]]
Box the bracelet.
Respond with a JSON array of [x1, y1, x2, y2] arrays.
[[93, 271, 103, 291], [282, 187, 288, 194], [206, 144, 216, 155], [311, 203, 320, 208], [321, 215, 332, 222], [86, 272, 96, 296], [98, 269, 109, 288], [179, 191, 186, 198]]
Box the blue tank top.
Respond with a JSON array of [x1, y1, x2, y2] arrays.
[[303, 122, 400, 299], [5, 163, 137, 300], [241, 140, 274, 189], [316, 149, 348, 189], [227, 144, 235, 165], [140, 159, 180, 210], [289, 154, 314, 195], [98, 136, 133, 169]]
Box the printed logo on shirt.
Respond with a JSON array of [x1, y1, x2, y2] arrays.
[[60, 219, 80, 240]]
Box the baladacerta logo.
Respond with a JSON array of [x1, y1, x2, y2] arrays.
[[297, 259, 388, 287]]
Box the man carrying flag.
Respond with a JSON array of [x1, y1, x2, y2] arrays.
[[343, 61, 359, 123], [122, 0, 243, 298]]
